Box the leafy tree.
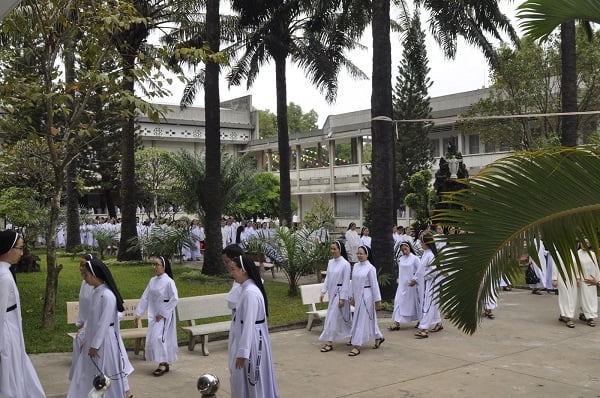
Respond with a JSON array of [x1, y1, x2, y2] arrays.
[[0, 139, 54, 196], [258, 109, 278, 138], [0, 187, 48, 255], [392, 10, 433, 213], [433, 147, 600, 334], [303, 196, 335, 233], [287, 102, 318, 134], [135, 148, 179, 219], [237, 173, 280, 219], [403, 169, 434, 229]]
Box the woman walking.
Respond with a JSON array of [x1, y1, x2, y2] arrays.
[[414, 234, 443, 339], [389, 242, 420, 330], [348, 246, 384, 357], [344, 222, 361, 264], [67, 257, 133, 398], [0, 230, 45, 398], [229, 254, 279, 397], [318, 241, 352, 352], [133, 256, 179, 376]]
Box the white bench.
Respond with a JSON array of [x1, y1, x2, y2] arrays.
[[254, 261, 276, 278], [67, 299, 148, 356], [176, 294, 231, 356], [300, 283, 328, 331]]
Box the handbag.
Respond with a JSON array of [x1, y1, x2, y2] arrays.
[[525, 266, 540, 284]]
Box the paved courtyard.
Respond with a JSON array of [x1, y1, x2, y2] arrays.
[[31, 287, 600, 398]]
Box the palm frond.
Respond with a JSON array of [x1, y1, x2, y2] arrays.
[[517, 0, 600, 41], [433, 146, 600, 334]]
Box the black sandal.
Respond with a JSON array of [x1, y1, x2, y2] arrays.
[[348, 347, 361, 356], [388, 323, 401, 331], [320, 344, 333, 352], [430, 323, 444, 332], [372, 337, 385, 349], [153, 363, 169, 376], [414, 330, 428, 339]]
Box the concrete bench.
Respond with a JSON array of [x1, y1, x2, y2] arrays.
[[300, 283, 328, 331], [67, 299, 148, 356], [254, 261, 276, 278], [176, 294, 231, 356]]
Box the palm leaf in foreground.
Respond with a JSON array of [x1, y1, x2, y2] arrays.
[[433, 146, 600, 334]]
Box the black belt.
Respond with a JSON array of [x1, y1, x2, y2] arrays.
[[336, 284, 342, 286], [364, 286, 371, 288], [6, 304, 16, 312], [241, 319, 265, 324], [109, 322, 114, 326], [163, 299, 169, 302]]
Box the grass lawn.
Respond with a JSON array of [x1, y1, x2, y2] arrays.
[[18, 250, 310, 353]]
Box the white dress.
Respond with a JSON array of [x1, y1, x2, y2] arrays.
[[67, 284, 131, 398], [577, 249, 599, 319], [349, 260, 383, 346], [69, 281, 95, 380], [392, 253, 420, 324], [416, 249, 442, 330], [345, 230, 361, 263], [135, 274, 179, 363], [0, 261, 45, 398], [319, 257, 352, 342], [552, 256, 579, 319], [229, 280, 279, 398]]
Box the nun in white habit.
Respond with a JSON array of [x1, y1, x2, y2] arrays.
[[414, 234, 443, 338], [577, 240, 599, 326], [67, 257, 133, 398], [134, 256, 179, 376], [348, 245, 384, 356], [229, 255, 279, 398], [344, 222, 361, 264], [0, 231, 45, 398], [318, 241, 352, 352], [389, 241, 421, 330]]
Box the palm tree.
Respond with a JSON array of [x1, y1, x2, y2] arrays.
[[432, 146, 600, 334], [228, 0, 369, 227]]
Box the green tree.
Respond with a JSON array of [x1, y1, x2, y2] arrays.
[[135, 148, 179, 219], [433, 147, 600, 334], [0, 187, 48, 254], [228, 0, 369, 227], [403, 169, 434, 229], [392, 10, 433, 213], [287, 102, 318, 134], [258, 109, 278, 138], [237, 173, 280, 219]]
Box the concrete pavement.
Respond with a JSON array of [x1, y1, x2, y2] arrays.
[[33, 288, 600, 398]]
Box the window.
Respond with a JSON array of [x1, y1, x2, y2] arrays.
[[335, 194, 360, 218], [484, 142, 495, 153], [468, 135, 480, 154], [430, 139, 440, 157]]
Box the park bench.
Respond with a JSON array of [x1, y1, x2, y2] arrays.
[[66, 299, 148, 356], [254, 261, 276, 278], [300, 282, 355, 331], [176, 293, 231, 356]]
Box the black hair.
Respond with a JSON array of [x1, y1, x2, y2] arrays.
[[360, 226, 369, 237], [398, 241, 416, 256], [358, 245, 374, 263], [347, 222, 356, 230], [158, 256, 174, 279], [84, 257, 125, 312], [222, 244, 244, 259], [331, 240, 349, 261], [235, 225, 245, 244], [233, 254, 269, 317], [421, 233, 438, 257]]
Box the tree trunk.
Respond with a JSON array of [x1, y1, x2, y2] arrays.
[[274, 55, 292, 227], [201, 0, 223, 276], [370, 0, 395, 300], [42, 178, 64, 329], [118, 52, 141, 261], [560, 21, 578, 147], [105, 189, 117, 219]]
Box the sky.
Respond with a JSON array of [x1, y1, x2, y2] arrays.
[[158, 2, 521, 127]]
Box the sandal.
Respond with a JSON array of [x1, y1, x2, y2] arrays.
[[559, 315, 570, 323], [532, 289, 543, 295], [153, 363, 169, 376], [345, 340, 353, 346], [430, 323, 444, 332], [348, 347, 361, 357], [484, 310, 495, 319], [320, 344, 333, 352], [414, 330, 429, 339], [566, 320, 575, 328], [373, 337, 385, 349], [587, 318, 596, 327], [388, 323, 401, 331], [579, 313, 587, 322]]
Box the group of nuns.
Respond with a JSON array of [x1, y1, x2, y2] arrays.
[[318, 232, 444, 357]]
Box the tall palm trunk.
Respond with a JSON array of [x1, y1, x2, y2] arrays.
[[274, 54, 292, 227], [201, 0, 223, 276], [118, 51, 142, 260], [370, 0, 395, 299], [560, 21, 578, 147]]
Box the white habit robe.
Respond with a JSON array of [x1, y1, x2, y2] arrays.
[[531, 239, 548, 289], [69, 281, 95, 380], [135, 273, 179, 363], [0, 261, 45, 398], [67, 284, 131, 398], [344, 230, 361, 263], [577, 249, 600, 319], [392, 253, 421, 324], [319, 256, 352, 342], [552, 257, 579, 319], [416, 249, 442, 330], [229, 280, 279, 398], [349, 260, 383, 346]]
